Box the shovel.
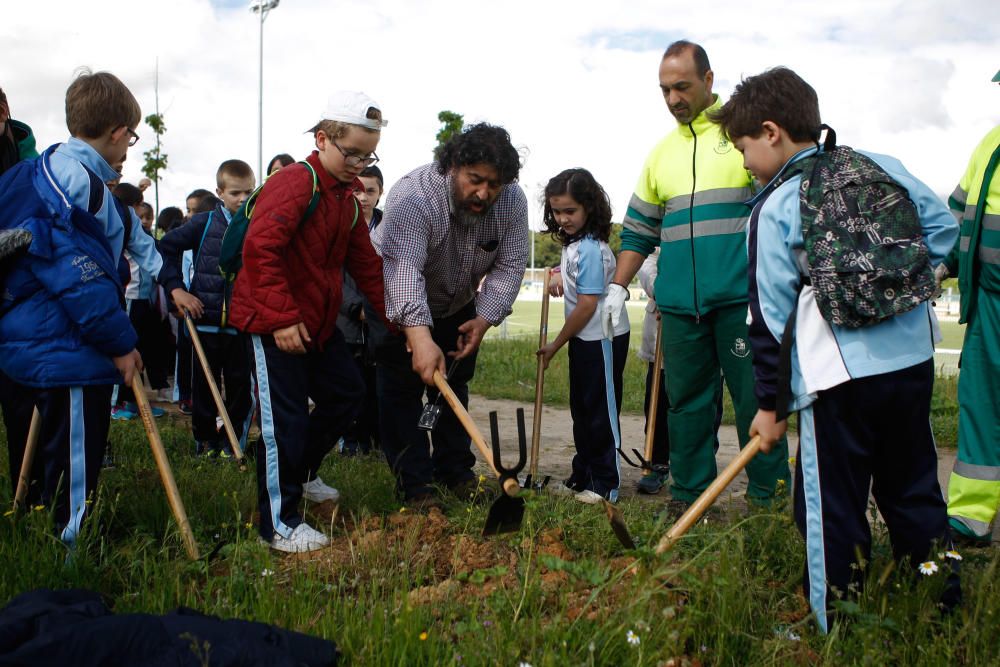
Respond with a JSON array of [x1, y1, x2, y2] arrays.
[[132, 374, 201, 560], [432, 370, 525, 535], [12, 407, 41, 511], [185, 316, 246, 468], [655, 435, 761, 555], [526, 267, 553, 491]]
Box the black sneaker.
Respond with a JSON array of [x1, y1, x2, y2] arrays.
[[637, 466, 669, 495]]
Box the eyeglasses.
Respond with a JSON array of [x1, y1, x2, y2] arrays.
[[122, 126, 140, 147], [331, 139, 379, 167]]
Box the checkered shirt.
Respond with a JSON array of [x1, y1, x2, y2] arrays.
[[372, 163, 529, 327]]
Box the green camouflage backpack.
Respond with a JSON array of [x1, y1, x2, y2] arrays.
[[792, 130, 936, 328], [218, 161, 323, 282]]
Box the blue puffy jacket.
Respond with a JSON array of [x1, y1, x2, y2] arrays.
[[0, 147, 137, 387]]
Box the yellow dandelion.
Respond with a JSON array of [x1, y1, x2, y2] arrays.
[[419, 631, 428, 641], [918, 561, 939, 576], [33, 504, 45, 512]]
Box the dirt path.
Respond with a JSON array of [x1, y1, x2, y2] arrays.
[[467, 395, 999, 542]]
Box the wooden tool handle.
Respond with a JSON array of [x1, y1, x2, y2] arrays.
[[13, 407, 41, 510], [185, 317, 245, 464], [432, 370, 520, 497], [655, 436, 762, 555], [132, 375, 201, 560], [530, 268, 552, 479], [643, 323, 663, 462]]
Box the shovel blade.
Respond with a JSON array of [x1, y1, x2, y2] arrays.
[[604, 500, 636, 549], [482, 493, 525, 536]]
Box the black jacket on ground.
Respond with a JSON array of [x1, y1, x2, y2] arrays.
[[0, 588, 339, 666]]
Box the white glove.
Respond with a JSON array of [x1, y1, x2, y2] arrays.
[[602, 283, 629, 339]]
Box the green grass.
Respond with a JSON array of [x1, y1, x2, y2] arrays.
[[1, 414, 997, 665], [0, 303, 980, 664]]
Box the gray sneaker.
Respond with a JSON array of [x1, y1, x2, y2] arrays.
[[302, 476, 340, 503]]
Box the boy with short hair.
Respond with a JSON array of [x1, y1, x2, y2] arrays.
[[230, 91, 391, 552], [158, 160, 257, 457], [712, 67, 961, 631], [0, 70, 158, 544]]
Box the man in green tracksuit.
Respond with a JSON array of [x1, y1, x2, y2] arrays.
[[606, 40, 789, 507], [942, 69, 1000, 545]]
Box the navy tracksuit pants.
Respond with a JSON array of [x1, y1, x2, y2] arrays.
[[191, 331, 253, 451], [250, 330, 363, 541], [1, 373, 112, 544], [374, 301, 478, 500], [794, 359, 960, 632], [567, 333, 629, 501]]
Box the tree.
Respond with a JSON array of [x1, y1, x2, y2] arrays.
[[434, 110, 464, 159], [141, 113, 167, 227]]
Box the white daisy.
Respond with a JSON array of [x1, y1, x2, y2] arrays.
[[918, 561, 939, 576]]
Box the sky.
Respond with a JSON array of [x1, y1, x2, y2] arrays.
[[3, 0, 998, 231]]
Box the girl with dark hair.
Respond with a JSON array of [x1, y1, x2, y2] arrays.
[[537, 168, 629, 504]]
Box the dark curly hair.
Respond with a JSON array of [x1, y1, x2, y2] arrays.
[[541, 168, 613, 246], [436, 122, 521, 184]]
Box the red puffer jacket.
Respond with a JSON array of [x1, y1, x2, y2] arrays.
[[229, 151, 387, 348]]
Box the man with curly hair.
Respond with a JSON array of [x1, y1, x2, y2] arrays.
[[371, 123, 529, 508]]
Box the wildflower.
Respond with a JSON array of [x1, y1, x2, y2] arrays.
[[3, 509, 13, 517], [245, 522, 253, 529], [399, 507, 408, 514], [33, 504, 44, 512], [918, 561, 939, 576], [788, 456, 796, 466], [419, 631, 428, 641], [626, 630, 640, 647], [518, 662, 532, 667], [943, 550, 962, 562], [260, 568, 275, 577]]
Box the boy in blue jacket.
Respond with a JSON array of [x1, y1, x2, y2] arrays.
[[712, 67, 961, 632], [157, 159, 256, 457], [0, 70, 156, 545]]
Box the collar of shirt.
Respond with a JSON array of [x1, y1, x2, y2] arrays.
[[55, 137, 120, 183]]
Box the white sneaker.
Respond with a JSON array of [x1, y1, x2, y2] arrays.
[[302, 476, 340, 503], [574, 490, 605, 505], [265, 523, 330, 553]]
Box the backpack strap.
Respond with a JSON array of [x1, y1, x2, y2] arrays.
[[192, 211, 215, 274]]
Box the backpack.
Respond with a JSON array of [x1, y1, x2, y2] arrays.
[[790, 128, 936, 328], [773, 128, 936, 419], [218, 160, 322, 282]]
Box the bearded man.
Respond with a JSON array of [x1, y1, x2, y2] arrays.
[[371, 123, 528, 508]]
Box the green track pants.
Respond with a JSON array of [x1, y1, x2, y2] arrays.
[[948, 287, 1000, 540], [661, 304, 791, 503]]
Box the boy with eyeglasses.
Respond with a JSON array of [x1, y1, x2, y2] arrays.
[[0, 70, 160, 545], [229, 91, 392, 553]]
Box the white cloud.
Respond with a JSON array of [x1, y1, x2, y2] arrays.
[[3, 0, 998, 226]]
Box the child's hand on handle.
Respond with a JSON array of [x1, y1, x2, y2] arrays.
[[536, 342, 560, 370], [601, 283, 629, 339], [113, 349, 144, 386], [749, 408, 787, 454], [274, 322, 311, 354], [171, 288, 205, 320], [451, 315, 491, 360], [547, 266, 563, 297]]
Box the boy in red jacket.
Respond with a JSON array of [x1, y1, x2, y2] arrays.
[[230, 91, 389, 553]]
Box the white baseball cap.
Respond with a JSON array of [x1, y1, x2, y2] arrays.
[[314, 90, 388, 130]]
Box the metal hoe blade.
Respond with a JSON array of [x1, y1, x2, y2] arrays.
[[482, 409, 527, 536]]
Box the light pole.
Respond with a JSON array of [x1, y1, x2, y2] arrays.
[[251, 0, 280, 182]]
